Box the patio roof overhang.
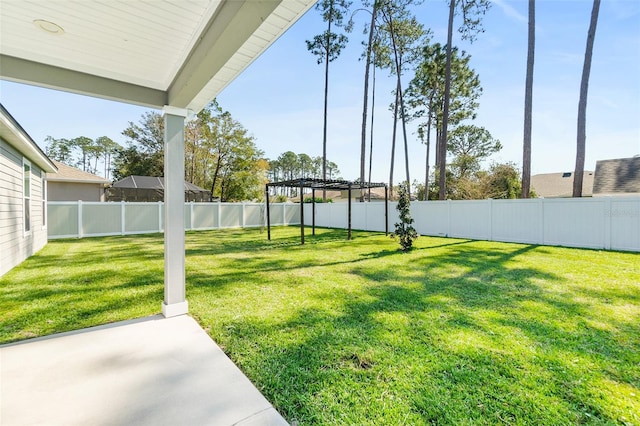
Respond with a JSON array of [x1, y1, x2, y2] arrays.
[[0, 0, 315, 317], [0, 0, 314, 112]]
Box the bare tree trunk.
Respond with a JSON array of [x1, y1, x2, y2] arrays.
[[367, 58, 377, 202], [389, 88, 400, 199], [210, 156, 222, 199], [322, 8, 333, 202], [398, 81, 411, 198], [439, 0, 455, 200], [425, 111, 433, 201], [573, 0, 600, 197], [360, 3, 377, 201], [522, 0, 535, 198]]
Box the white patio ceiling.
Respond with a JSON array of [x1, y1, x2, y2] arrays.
[[0, 0, 315, 112]]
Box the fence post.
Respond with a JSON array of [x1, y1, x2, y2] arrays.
[[190, 202, 194, 231], [217, 202, 221, 229], [77, 200, 83, 238], [604, 197, 612, 250], [242, 203, 245, 228], [447, 199, 452, 238], [487, 198, 493, 241], [158, 201, 163, 232], [121, 201, 126, 235], [539, 198, 545, 245], [283, 203, 286, 225]]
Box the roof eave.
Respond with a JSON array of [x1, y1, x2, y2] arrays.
[[0, 103, 57, 173]]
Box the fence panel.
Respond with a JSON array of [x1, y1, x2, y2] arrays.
[[284, 203, 300, 225], [366, 203, 388, 233], [191, 203, 216, 230], [543, 198, 605, 249], [449, 200, 490, 240], [269, 203, 284, 225], [220, 204, 242, 228], [125, 203, 161, 234], [412, 201, 448, 236], [351, 203, 367, 230], [48, 203, 79, 238], [491, 199, 541, 244], [610, 198, 640, 251], [244, 204, 264, 228], [82, 203, 121, 236]]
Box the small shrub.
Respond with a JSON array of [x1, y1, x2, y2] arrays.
[[391, 184, 418, 251]]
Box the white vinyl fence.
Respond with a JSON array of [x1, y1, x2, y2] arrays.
[[304, 197, 640, 252], [48, 198, 640, 252], [47, 201, 300, 239]]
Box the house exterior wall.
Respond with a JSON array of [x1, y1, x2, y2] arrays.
[[0, 137, 48, 277], [48, 181, 105, 202]]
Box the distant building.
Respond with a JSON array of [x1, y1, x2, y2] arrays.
[[106, 176, 212, 202], [593, 157, 640, 196], [0, 104, 57, 277], [46, 160, 110, 201], [531, 171, 594, 198]]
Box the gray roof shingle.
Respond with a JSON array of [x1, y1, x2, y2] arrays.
[[593, 157, 640, 195]]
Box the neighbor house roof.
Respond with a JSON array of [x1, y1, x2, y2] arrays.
[[112, 176, 209, 193], [531, 171, 594, 198], [46, 160, 109, 184], [0, 103, 57, 173], [593, 157, 640, 195]]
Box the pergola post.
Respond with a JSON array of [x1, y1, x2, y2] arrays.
[[265, 184, 271, 240], [161, 106, 190, 318]]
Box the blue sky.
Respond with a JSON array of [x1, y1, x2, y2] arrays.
[[1, 0, 639, 184]]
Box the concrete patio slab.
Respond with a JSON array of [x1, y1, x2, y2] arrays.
[[0, 315, 288, 426]]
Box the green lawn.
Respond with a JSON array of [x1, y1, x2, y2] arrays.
[[1, 227, 639, 425]]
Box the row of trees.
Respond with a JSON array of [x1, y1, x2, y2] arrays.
[[308, 0, 601, 201], [47, 101, 269, 202], [308, 0, 492, 200], [45, 135, 119, 178], [268, 151, 341, 197], [113, 101, 267, 202]]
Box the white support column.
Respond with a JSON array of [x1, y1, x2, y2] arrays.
[[161, 106, 191, 318]]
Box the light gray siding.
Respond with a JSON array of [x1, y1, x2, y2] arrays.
[[0, 137, 48, 277], [48, 181, 105, 202]]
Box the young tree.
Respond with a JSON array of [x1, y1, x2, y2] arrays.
[[522, 0, 535, 198], [439, 0, 491, 200], [573, 0, 601, 197], [391, 182, 418, 251], [306, 0, 351, 200]]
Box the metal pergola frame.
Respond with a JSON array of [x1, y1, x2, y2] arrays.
[[265, 178, 388, 244]]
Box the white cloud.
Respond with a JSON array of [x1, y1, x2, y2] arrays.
[[492, 0, 528, 24]]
